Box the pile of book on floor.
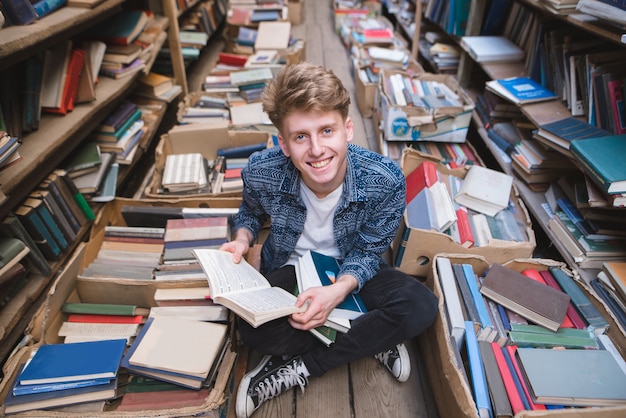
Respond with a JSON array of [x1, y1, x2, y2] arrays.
[[434, 256, 626, 416], [2, 300, 233, 413]]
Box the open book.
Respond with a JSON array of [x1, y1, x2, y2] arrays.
[[192, 249, 305, 328]]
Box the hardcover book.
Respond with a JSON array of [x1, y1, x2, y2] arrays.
[[485, 77, 557, 106], [480, 263, 570, 332], [454, 165, 513, 217], [569, 134, 626, 194], [405, 160, 438, 204], [460, 36, 524, 63], [192, 249, 306, 328], [90, 10, 149, 46], [17, 339, 126, 385], [516, 347, 626, 406]]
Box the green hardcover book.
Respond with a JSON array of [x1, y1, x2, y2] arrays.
[[57, 170, 95, 221], [14, 203, 62, 261], [508, 329, 598, 349], [570, 134, 626, 194], [22, 197, 68, 251], [62, 302, 150, 316], [0, 213, 52, 276], [549, 266, 609, 334], [94, 108, 142, 142], [64, 141, 101, 177], [0, 236, 27, 267]]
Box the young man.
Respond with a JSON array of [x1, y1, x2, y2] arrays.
[[220, 62, 438, 418]]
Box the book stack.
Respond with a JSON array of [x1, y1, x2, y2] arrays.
[[161, 153, 210, 194], [120, 316, 229, 389], [93, 101, 145, 159], [2, 339, 125, 414], [80, 225, 165, 280], [410, 142, 480, 167], [382, 72, 464, 109], [594, 261, 626, 330], [135, 72, 182, 103], [0, 131, 22, 172], [161, 216, 230, 265], [179, 105, 230, 124], [433, 257, 626, 416], [88, 10, 152, 79], [229, 67, 274, 104]]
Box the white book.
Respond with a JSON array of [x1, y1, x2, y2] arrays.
[[460, 36, 524, 63], [436, 257, 466, 352], [454, 165, 513, 217], [57, 322, 139, 337], [427, 182, 457, 232]]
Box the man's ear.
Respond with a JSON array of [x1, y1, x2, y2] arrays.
[[345, 117, 354, 143], [277, 134, 290, 156]]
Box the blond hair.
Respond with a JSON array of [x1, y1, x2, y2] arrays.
[[261, 62, 351, 131]]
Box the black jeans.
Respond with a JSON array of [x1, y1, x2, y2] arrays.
[[237, 264, 438, 377]]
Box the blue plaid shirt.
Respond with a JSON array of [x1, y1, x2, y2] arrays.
[[233, 143, 406, 290]]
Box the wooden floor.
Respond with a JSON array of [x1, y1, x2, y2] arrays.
[[225, 2, 439, 417]]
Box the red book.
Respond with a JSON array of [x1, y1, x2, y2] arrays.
[[455, 207, 474, 248], [505, 345, 546, 411], [67, 314, 144, 324], [218, 52, 248, 67], [490, 342, 525, 414], [522, 269, 574, 328], [224, 167, 243, 179], [607, 79, 626, 134], [405, 161, 438, 203], [43, 48, 85, 115], [539, 270, 587, 329]]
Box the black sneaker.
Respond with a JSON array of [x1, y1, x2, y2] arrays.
[[236, 355, 309, 418], [374, 342, 411, 382]]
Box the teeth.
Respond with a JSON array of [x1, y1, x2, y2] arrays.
[[310, 158, 331, 168]]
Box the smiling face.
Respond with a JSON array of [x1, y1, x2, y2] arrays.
[[278, 110, 354, 199]]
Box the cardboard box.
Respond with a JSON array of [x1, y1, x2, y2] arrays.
[[144, 124, 274, 199], [0, 244, 238, 417], [377, 70, 474, 142], [333, 1, 382, 33], [288, 0, 303, 25], [419, 253, 626, 418], [75, 197, 242, 307], [392, 148, 536, 277], [354, 58, 423, 118]]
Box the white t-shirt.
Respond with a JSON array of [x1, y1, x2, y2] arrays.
[[286, 181, 342, 265]]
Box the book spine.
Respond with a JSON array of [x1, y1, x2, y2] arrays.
[[15, 208, 61, 260], [490, 342, 526, 414], [461, 263, 493, 329], [499, 344, 531, 410], [42, 179, 81, 233], [463, 321, 492, 418], [62, 302, 144, 316], [0, 0, 38, 25], [0, 214, 52, 276], [59, 173, 95, 220], [538, 270, 587, 329], [32, 191, 77, 243], [556, 197, 594, 237], [451, 263, 480, 325], [569, 142, 613, 194], [548, 266, 609, 333], [50, 172, 88, 226], [31, 0, 67, 18], [505, 345, 546, 410], [393, 223, 411, 268], [33, 200, 69, 250]]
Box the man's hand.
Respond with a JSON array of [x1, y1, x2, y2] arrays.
[[219, 229, 253, 263], [289, 275, 358, 331]]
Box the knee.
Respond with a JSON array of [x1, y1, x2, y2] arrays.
[[403, 280, 439, 335]]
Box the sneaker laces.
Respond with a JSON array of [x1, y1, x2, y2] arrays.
[[375, 348, 396, 365], [255, 362, 308, 404]]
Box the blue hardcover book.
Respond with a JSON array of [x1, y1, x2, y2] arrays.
[[486, 77, 557, 105], [298, 250, 368, 321], [250, 10, 280, 22], [164, 237, 227, 250], [96, 108, 142, 140], [13, 374, 112, 396], [462, 264, 494, 329], [14, 203, 61, 260], [24, 197, 69, 250], [4, 364, 117, 414], [18, 339, 126, 385], [464, 321, 493, 418], [31, 0, 66, 18], [216, 142, 266, 159], [0, 0, 38, 25], [500, 346, 531, 410], [556, 197, 595, 237], [99, 101, 138, 133]]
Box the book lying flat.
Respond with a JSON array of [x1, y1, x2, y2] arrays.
[[460, 36, 524, 63], [516, 347, 626, 406], [17, 339, 126, 385], [485, 77, 557, 106], [480, 263, 570, 332], [454, 165, 513, 217], [192, 249, 306, 327]]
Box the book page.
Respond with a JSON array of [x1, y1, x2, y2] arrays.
[[217, 287, 299, 314], [193, 249, 270, 297]]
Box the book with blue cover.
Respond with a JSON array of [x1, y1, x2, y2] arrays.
[[297, 250, 368, 322], [485, 77, 557, 105], [17, 339, 126, 385]]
